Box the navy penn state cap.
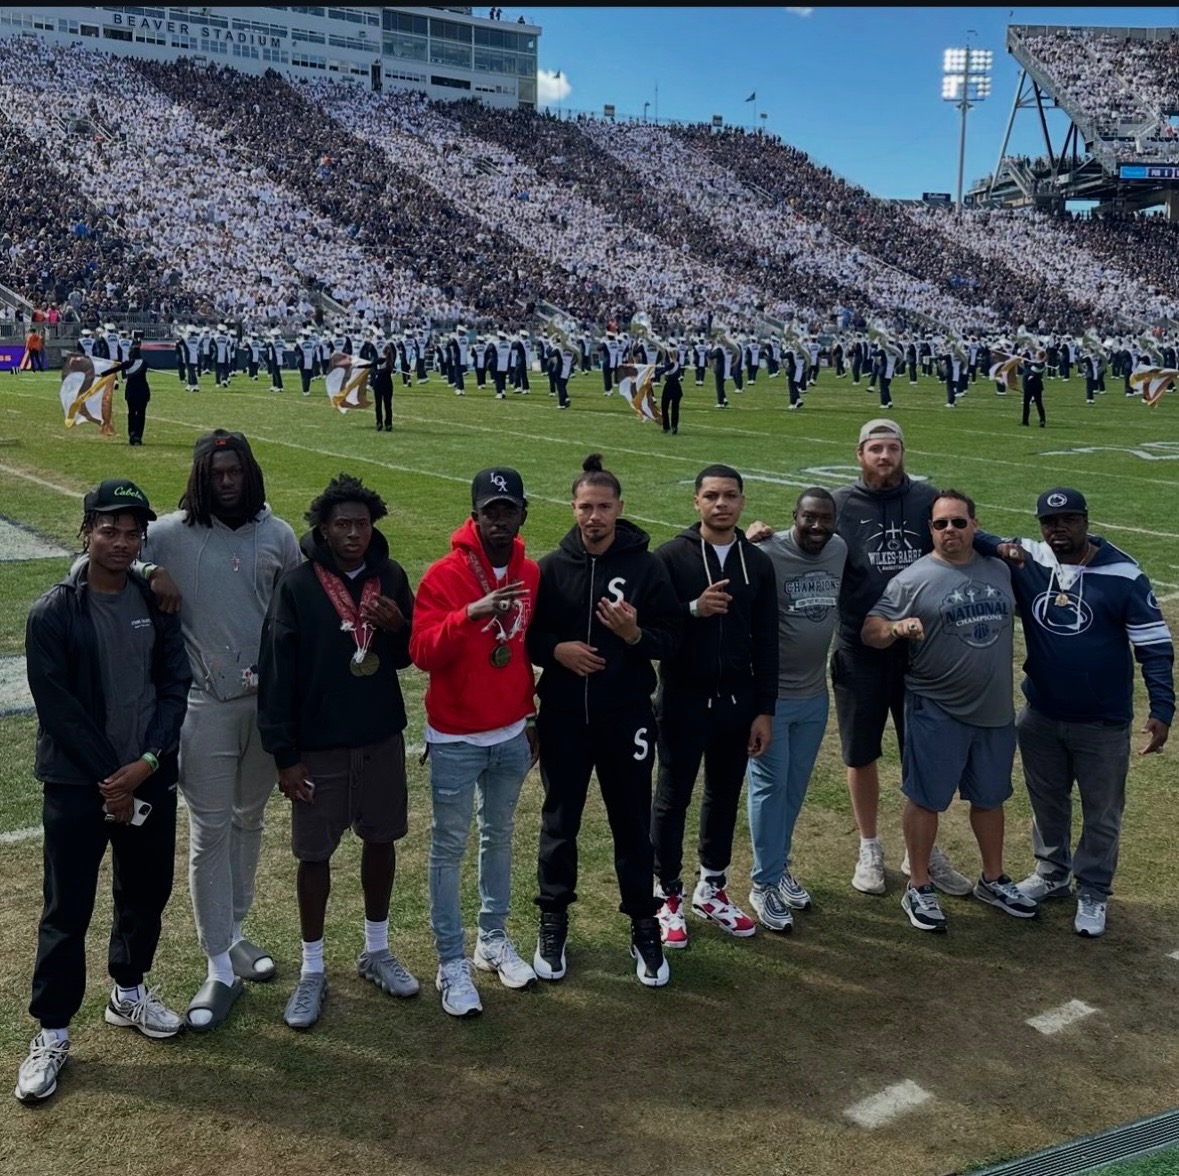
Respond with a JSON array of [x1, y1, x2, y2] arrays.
[[1036, 487, 1088, 518]]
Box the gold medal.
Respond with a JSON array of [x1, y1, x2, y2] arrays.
[[490, 644, 511, 668], [350, 651, 380, 676], [1055, 593, 1070, 607]]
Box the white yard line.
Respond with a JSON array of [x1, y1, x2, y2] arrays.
[[1167, 950, 1179, 962], [0, 462, 80, 498], [1026, 1000, 1099, 1035], [0, 825, 42, 845], [843, 1081, 932, 1129]]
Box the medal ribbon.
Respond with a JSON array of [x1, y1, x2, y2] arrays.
[[314, 562, 382, 664], [465, 551, 526, 644]]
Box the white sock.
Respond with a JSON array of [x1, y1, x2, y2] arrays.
[[301, 939, 325, 976], [860, 836, 881, 851], [701, 864, 727, 885], [41, 1027, 69, 1043], [207, 951, 235, 988], [364, 919, 388, 955], [115, 983, 144, 1004]]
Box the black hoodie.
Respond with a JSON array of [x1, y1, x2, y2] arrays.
[[832, 475, 940, 644], [258, 527, 413, 770], [654, 524, 778, 714], [526, 518, 681, 722]]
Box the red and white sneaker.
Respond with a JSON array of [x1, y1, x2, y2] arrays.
[[691, 877, 757, 937], [656, 891, 689, 950]]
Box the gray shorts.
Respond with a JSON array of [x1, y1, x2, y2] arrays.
[[901, 694, 1014, 813], [293, 734, 408, 862]]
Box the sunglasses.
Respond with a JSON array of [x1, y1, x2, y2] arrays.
[[931, 517, 970, 531]]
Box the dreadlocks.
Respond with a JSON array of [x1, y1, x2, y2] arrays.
[[180, 446, 267, 527], [306, 473, 388, 530]]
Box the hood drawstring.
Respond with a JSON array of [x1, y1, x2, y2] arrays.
[[699, 536, 749, 586]]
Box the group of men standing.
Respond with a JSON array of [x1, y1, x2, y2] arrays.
[[15, 417, 1173, 1106]]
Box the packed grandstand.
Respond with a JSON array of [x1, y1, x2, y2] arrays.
[[0, 26, 1177, 342]]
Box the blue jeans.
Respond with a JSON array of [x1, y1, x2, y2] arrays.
[[428, 731, 532, 964], [746, 693, 829, 888]]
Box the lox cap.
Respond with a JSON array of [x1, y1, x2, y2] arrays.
[[858, 418, 904, 446], [192, 428, 254, 464], [84, 478, 156, 520], [471, 467, 526, 510], [1036, 487, 1087, 517]]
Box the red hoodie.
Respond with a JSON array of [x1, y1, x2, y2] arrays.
[[410, 517, 539, 736]]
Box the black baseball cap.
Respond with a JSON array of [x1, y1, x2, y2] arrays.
[[83, 478, 157, 520], [192, 428, 254, 463], [1036, 487, 1088, 517], [471, 468, 526, 510]]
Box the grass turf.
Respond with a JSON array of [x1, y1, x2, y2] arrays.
[[0, 364, 1176, 1176]]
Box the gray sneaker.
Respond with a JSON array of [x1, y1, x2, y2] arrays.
[[749, 884, 794, 933], [357, 948, 420, 998], [104, 986, 183, 1039], [14, 1032, 69, 1103], [974, 874, 1039, 919], [778, 871, 812, 911], [1016, 871, 1073, 903], [283, 972, 328, 1030]]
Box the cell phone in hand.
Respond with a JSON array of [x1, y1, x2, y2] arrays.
[[130, 798, 152, 826]]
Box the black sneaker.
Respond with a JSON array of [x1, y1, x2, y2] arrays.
[[533, 911, 568, 982], [630, 917, 670, 987]]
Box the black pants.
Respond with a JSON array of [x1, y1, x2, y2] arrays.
[[30, 777, 177, 1029], [661, 387, 681, 431], [714, 370, 727, 405], [247, 360, 258, 379], [300, 369, 312, 395], [185, 359, 199, 386], [879, 375, 892, 406], [556, 376, 569, 407], [215, 361, 229, 384], [269, 362, 283, 390], [788, 377, 802, 406], [454, 366, 465, 393], [834, 355, 844, 376], [851, 359, 862, 384], [493, 370, 507, 396], [694, 365, 705, 386], [908, 361, 917, 383], [745, 363, 757, 385], [416, 357, 427, 381], [652, 694, 754, 888], [373, 377, 393, 426], [602, 366, 613, 393], [535, 708, 660, 919], [1023, 384, 1045, 424], [946, 377, 957, 406], [126, 393, 148, 442], [475, 365, 486, 387]]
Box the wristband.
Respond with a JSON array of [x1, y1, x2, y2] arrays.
[[689, 599, 700, 618], [141, 563, 159, 582], [140, 751, 159, 774]]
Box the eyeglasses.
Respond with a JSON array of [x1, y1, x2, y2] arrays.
[[931, 518, 970, 531]]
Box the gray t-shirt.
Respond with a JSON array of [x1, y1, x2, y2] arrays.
[[88, 581, 157, 764], [872, 552, 1015, 726], [762, 530, 848, 699]]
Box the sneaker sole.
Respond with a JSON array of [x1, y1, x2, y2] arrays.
[[901, 902, 947, 933], [103, 1007, 183, 1039], [630, 946, 670, 987], [660, 936, 689, 950], [780, 895, 812, 911], [473, 956, 536, 990], [756, 914, 794, 933], [851, 876, 886, 896], [974, 890, 1039, 919], [435, 981, 483, 1017], [14, 1077, 58, 1103], [690, 906, 757, 937], [532, 951, 566, 982], [1075, 925, 1106, 938]]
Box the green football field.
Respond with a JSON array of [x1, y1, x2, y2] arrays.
[[1, 364, 1176, 1176]]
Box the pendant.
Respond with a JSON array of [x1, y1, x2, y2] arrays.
[[349, 651, 381, 677], [490, 644, 512, 668], [1055, 592, 1070, 607]]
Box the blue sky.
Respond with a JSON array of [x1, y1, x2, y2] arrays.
[[489, 6, 1177, 199]]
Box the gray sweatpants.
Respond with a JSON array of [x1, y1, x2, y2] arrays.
[[179, 691, 275, 957], [1016, 704, 1130, 900]]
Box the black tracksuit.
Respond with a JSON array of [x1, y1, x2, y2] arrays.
[[257, 529, 413, 772], [1021, 359, 1046, 426], [527, 520, 681, 919], [24, 562, 191, 1029], [121, 352, 150, 444], [659, 360, 684, 433], [651, 526, 778, 889]]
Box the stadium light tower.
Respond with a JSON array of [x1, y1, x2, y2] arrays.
[[942, 44, 992, 213]]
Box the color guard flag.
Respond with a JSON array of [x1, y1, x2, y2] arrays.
[[615, 363, 662, 425], [60, 355, 117, 434], [745, 91, 756, 102], [1129, 365, 1178, 408], [987, 350, 1023, 394], [324, 353, 371, 413]]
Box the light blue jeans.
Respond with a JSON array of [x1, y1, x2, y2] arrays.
[[428, 731, 532, 964], [746, 693, 829, 888]]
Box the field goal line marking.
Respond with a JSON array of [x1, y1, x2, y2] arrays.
[[843, 1080, 932, 1129], [1026, 999, 1099, 1035]]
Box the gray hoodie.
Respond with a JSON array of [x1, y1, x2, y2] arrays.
[[143, 506, 300, 701]]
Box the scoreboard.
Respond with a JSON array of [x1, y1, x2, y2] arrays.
[[1118, 164, 1179, 181]]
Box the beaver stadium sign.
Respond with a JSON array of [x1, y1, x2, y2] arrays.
[[109, 13, 283, 48]]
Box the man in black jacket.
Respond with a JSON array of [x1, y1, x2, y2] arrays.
[[651, 465, 777, 950], [258, 474, 418, 1031], [527, 454, 681, 988], [17, 479, 191, 1105]]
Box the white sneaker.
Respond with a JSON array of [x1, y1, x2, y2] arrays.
[[1015, 872, 1072, 903], [901, 845, 973, 897], [1074, 895, 1107, 938], [104, 985, 183, 1039], [474, 933, 536, 989], [436, 958, 482, 1017], [777, 871, 812, 911], [852, 842, 886, 894], [691, 877, 756, 936], [14, 1031, 69, 1103], [655, 889, 689, 950]]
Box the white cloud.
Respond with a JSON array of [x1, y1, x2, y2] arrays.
[[537, 68, 571, 105], [784, 6, 814, 15]]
